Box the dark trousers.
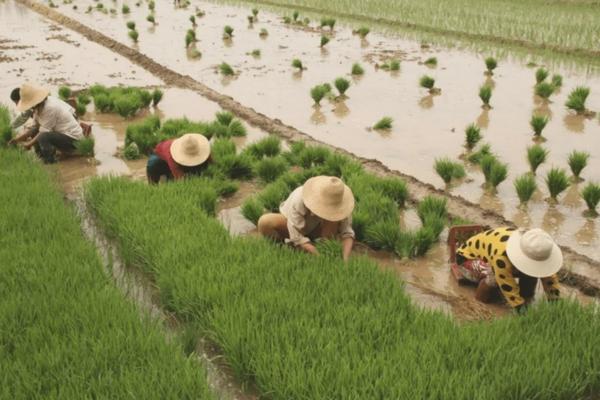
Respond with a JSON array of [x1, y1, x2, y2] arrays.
[[34, 132, 77, 164], [146, 154, 174, 184]]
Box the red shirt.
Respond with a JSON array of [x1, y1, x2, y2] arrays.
[[154, 140, 184, 179]]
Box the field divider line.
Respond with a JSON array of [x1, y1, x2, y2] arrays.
[[18, 0, 600, 293]]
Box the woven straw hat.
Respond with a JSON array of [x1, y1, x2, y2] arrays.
[[506, 228, 563, 278], [170, 133, 210, 167], [17, 83, 50, 112], [302, 176, 355, 221]]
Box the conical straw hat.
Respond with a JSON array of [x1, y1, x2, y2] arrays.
[[169, 133, 211, 167], [17, 83, 50, 112], [302, 176, 355, 221], [506, 228, 563, 278]]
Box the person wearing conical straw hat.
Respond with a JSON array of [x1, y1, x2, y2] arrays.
[[8, 83, 84, 163], [146, 133, 211, 184], [257, 176, 356, 261], [454, 227, 562, 313]]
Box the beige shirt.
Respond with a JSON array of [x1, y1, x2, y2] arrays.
[[279, 187, 355, 246], [33, 96, 83, 140]]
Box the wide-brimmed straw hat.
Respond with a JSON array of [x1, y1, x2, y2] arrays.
[[302, 176, 355, 221], [17, 83, 50, 112], [506, 228, 563, 278], [170, 133, 210, 167]]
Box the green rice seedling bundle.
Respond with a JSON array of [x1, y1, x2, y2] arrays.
[[292, 10, 300, 22], [355, 26, 370, 38], [146, 14, 155, 24], [479, 84, 492, 107], [535, 67, 549, 84], [251, 7, 258, 17], [148, 0, 154, 10], [114, 95, 139, 117], [551, 74, 563, 87], [381, 59, 400, 71], [292, 58, 304, 70], [514, 173, 537, 204], [320, 17, 336, 29], [373, 117, 393, 130], [527, 144, 549, 174], [257, 180, 290, 211], [75, 137, 95, 156], [185, 29, 196, 48], [128, 29, 139, 42], [259, 28, 268, 37], [223, 25, 234, 39], [58, 85, 71, 100], [256, 156, 289, 183], [298, 145, 331, 168], [417, 195, 447, 222], [530, 114, 549, 137], [77, 93, 91, 105], [216, 111, 234, 126], [124, 115, 162, 153], [0, 104, 14, 146], [310, 84, 330, 105], [424, 57, 437, 66], [210, 138, 236, 162], [320, 35, 330, 47], [126, 21, 136, 30], [351, 63, 364, 75], [315, 239, 343, 258], [1, 150, 213, 399], [241, 196, 264, 224], [434, 158, 466, 184], [322, 152, 363, 179], [334, 77, 351, 96], [566, 86, 590, 114], [484, 57, 497, 74], [244, 136, 281, 159], [123, 142, 141, 159], [122, 4, 129, 13], [160, 117, 210, 138], [219, 62, 235, 76], [365, 219, 404, 251], [581, 183, 600, 216], [467, 143, 492, 164], [464, 123, 482, 150], [535, 82, 554, 100], [567, 150, 589, 179], [152, 89, 163, 106], [419, 75, 436, 92], [215, 153, 254, 180], [283, 16, 292, 24], [480, 154, 507, 190], [375, 176, 408, 207], [545, 167, 570, 200], [96, 2, 103, 9]]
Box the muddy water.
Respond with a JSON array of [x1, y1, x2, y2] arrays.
[[46, 0, 600, 259]]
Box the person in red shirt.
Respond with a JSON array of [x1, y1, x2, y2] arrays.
[[146, 133, 211, 184]]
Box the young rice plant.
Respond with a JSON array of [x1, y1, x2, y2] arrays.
[[581, 183, 600, 216], [514, 173, 537, 204], [465, 124, 482, 150], [527, 144, 549, 174], [545, 167, 570, 200], [567, 150, 590, 179]]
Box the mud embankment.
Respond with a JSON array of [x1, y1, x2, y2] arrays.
[[19, 0, 600, 299]]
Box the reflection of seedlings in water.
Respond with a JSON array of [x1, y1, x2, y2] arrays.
[[566, 86, 591, 115], [75, 137, 95, 157], [567, 150, 589, 181], [247, 15, 255, 25], [58, 85, 71, 101], [121, 4, 130, 14], [575, 218, 596, 245], [530, 114, 549, 139], [535, 67, 549, 84], [310, 108, 326, 125], [126, 21, 136, 30], [333, 100, 350, 118], [527, 144, 549, 174], [259, 28, 268, 38], [476, 109, 490, 128], [310, 84, 330, 105], [291, 58, 305, 71], [480, 154, 508, 192], [541, 204, 565, 234], [146, 14, 156, 24], [188, 47, 202, 59], [354, 26, 370, 38], [423, 57, 437, 67], [464, 124, 482, 151], [351, 63, 364, 76], [334, 77, 350, 97], [563, 113, 585, 133], [223, 25, 234, 39], [581, 183, 600, 217], [320, 35, 330, 47], [123, 142, 141, 160], [551, 74, 563, 88], [320, 17, 336, 30], [128, 29, 139, 43], [418, 95, 434, 109], [419, 75, 440, 94], [219, 62, 235, 76], [434, 158, 465, 185], [545, 167, 570, 201], [535, 82, 554, 101], [484, 57, 497, 75], [479, 85, 492, 108], [514, 174, 537, 205], [373, 117, 393, 131]]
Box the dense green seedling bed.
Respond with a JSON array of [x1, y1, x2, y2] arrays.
[[77, 84, 164, 118], [0, 149, 212, 399], [85, 175, 600, 399], [0, 104, 14, 146]]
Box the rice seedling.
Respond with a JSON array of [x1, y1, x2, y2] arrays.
[[535, 82, 554, 100], [249, 49, 261, 58], [365, 220, 403, 251], [283, 16, 292, 24], [292, 10, 300, 22], [551, 74, 563, 88], [189, 15, 196, 26], [351, 63, 364, 76], [355, 26, 370, 38], [77, 93, 91, 106], [128, 29, 139, 42], [419, 75, 437, 93], [424, 57, 437, 66], [258, 180, 290, 211], [251, 7, 258, 17], [530, 114, 549, 137], [464, 123, 482, 150], [185, 29, 196, 48], [121, 4, 129, 13], [219, 62, 235, 76], [310, 84, 330, 105], [545, 167, 570, 200], [247, 15, 255, 24], [148, 0, 154, 10], [96, 3, 103, 9], [381, 59, 400, 71], [151, 89, 163, 106], [565, 86, 590, 114], [334, 77, 351, 96], [216, 111, 234, 126], [58, 85, 71, 100], [241, 197, 264, 224], [320, 35, 330, 47], [480, 154, 507, 190], [123, 142, 141, 160], [514, 173, 537, 204], [189, 49, 202, 59], [210, 138, 236, 163], [320, 17, 336, 29], [315, 239, 343, 259], [417, 195, 448, 222], [298, 145, 331, 168], [484, 57, 497, 74], [434, 158, 466, 184], [75, 102, 87, 117], [535, 67, 549, 83], [0, 105, 14, 146], [114, 96, 139, 117], [567, 150, 590, 179], [215, 153, 254, 180], [244, 136, 282, 159], [259, 28, 268, 38], [527, 144, 549, 174], [581, 183, 600, 216], [373, 117, 393, 130], [292, 58, 305, 70], [223, 25, 234, 39], [75, 137, 95, 156], [479, 84, 492, 108], [146, 14, 155, 24], [256, 156, 289, 183]]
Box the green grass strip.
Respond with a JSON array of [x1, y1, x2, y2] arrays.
[[86, 176, 600, 399], [0, 149, 213, 399]]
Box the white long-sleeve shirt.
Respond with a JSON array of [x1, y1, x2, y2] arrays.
[[33, 96, 83, 140], [279, 187, 355, 246]]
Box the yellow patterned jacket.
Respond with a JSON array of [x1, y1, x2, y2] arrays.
[[456, 227, 560, 308]]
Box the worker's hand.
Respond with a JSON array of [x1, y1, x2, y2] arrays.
[[23, 140, 34, 150], [300, 242, 319, 256], [7, 138, 16, 146]]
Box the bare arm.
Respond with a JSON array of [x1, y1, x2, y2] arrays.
[[9, 124, 39, 145], [300, 242, 318, 255]]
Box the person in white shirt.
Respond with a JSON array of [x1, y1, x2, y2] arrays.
[[257, 176, 356, 261], [9, 83, 83, 164]]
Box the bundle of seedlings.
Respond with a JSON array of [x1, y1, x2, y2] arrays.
[[373, 117, 393, 131], [185, 29, 197, 48], [334, 77, 351, 97], [255, 156, 289, 183], [190, 15, 196, 27], [565, 86, 592, 115], [514, 173, 537, 205], [243, 136, 282, 159], [419, 75, 440, 94], [127, 24, 139, 42], [484, 57, 497, 75], [467, 143, 492, 164], [434, 158, 466, 185], [125, 115, 210, 154], [354, 26, 370, 38], [259, 28, 268, 38], [292, 58, 305, 71], [219, 62, 235, 76], [87, 85, 158, 117], [535, 67, 549, 84], [380, 59, 400, 71], [480, 154, 508, 191], [534, 82, 555, 101], [351, 63, 365, 76], [213, 152, 254, 180], [527, 144, 549, 174], [567, 150, 590, 181], [320, 35, 330, 47], [551, 74, 563, 88], [210, 137, 236, 162], [464, 123, 482, 150], [58, 85, 71, 101], [223, 25, 234, 39], [241, 197, 264, 225], [310, 84, 332, 105], [0, 104, 14, 146], [146, 14, 155, 24], [530, 114, 549, 139], [123, 142, 141, 160], [545, 167, 570, 201], [479, 84, 493, 108], [581, 183, 600, 217], [320, 17, 336, 29], [75, 137, 95, 157], [122, 4, 130, 13]]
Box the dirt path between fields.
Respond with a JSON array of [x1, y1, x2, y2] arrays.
[[19, 0, 600, 298]]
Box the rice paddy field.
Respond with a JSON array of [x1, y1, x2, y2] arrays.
[[2, 0, 600, 397]]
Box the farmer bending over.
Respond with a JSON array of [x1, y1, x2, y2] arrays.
[[258, 176, 355, 261], [8, 83, 84, 164], [146, 133, 211, 184], [454, 227, 562, 313], [9, 87, 34, 131]]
